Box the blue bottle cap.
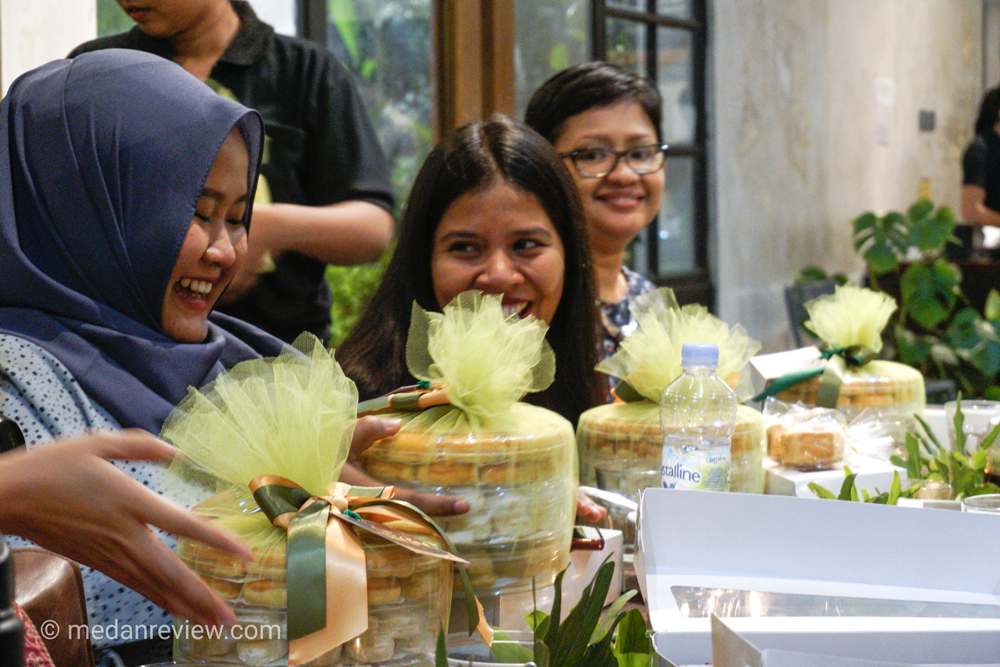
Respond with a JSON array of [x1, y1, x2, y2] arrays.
[[681, 342, 719, 367]]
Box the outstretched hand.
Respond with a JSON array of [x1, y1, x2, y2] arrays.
[[0, 429, 252, 627], [341, 416, 471, 517]]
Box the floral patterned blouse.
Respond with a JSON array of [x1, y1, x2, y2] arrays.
[[598, 267, 656, 396]]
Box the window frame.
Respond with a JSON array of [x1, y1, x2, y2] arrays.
[[592, 0, 711, 308]]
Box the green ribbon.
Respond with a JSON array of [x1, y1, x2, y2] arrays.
[[614, 380, 647, 403], [251, 481, 482, 641], [356, 388, 432, 414], [286, 499, 331, 639], [252, 483, 330, 640], [751, 345, 877, 405]]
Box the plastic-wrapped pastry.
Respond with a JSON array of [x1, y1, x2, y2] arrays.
[[766, 406, 847, 471]]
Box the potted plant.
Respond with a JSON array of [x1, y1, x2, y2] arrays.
[[849, 199, 1000, 399]]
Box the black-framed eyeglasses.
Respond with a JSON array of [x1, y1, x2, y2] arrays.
[[559, 143, 669, 178]]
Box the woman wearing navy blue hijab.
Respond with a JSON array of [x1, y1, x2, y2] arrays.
[[0, 48, 284, 436], [0, 49, 289, 663]]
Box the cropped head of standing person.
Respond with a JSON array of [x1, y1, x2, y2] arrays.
[[525, 62, 666, 365]]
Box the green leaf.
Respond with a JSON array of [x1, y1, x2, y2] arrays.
[[887, 471, 902, 505], [901, 261, 959, 329], [864, 243, 900, 275], [436, 627, 448, 667], [909, 208, 955, 253], [908, 199, 934, 223], [953, 395, 967, 454], [554, 561, 617, 667], [971, 447, 988, 471], [945, 308, 985, 349], [935, 205, 957, 225], [985, 290, 1000, 321], [979, 420, 1000, 450], [613, 609, 651, 667], [490, 630, 537, 664], [904, 432, 924, 480], [893, 326, 933, 366], [535, 639, 551, 667], [590, 590, 637, 645], [851, 211, 878, 248], [526, 610, 549, 632], [809, 482, 837, 500], [838, 472, 859, 501], [796, 266, 830, 283], [914, 414, 944, 451], [544, 568, 567, 650]]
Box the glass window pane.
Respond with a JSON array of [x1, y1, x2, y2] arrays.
[[247, 0, 297, 36], [608, 0, 644, 9], [656, 0, 693, 19], [326, 0, 434, 200], [657, 157, 695, 274], [606, 18, 648, 77], [656, 27, 694, 144], [513, 0, 591, 116]]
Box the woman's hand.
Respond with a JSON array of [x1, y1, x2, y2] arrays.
[[340, 416, 470, 516], [576, 489, 608, 523], [0, 430, 251, 627]]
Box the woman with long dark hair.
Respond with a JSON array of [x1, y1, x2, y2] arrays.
[[338, 116, 605, 430]]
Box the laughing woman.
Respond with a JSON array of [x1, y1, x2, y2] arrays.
[[0, 50, 396, 666], [335, 116, 607, 521]]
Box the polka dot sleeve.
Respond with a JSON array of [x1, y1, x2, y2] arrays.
[[0, 334, 177, 648]]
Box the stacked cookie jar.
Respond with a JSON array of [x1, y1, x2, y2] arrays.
[[577, 289, 765, 510], [359, 292, 578, 596], [162, 336, 463, 666], [772, 285, 925, 421]]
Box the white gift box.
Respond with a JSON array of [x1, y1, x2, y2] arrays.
[[764, 458, 903, 497], [633, 489, 1000, 667]]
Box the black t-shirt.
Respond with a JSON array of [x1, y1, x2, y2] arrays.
[[963, 130, 1000, 215], [70, 2, 395, 343]]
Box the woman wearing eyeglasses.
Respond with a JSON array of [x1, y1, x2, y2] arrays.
[[525, 62, 666, 363]]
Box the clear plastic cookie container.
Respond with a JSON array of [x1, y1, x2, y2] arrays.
[[775, 360, 925, 420], [577, 402, 766, 494], [360, 426, 577, 596], [174, 530, 452, 665]]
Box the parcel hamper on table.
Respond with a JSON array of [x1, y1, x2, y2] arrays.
[[578, 288, 764, 494], [161, 335, 477, 667], [771, 286, 925, 420], [359, 292, 578, 596]]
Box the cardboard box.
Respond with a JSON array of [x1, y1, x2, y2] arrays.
[[749, 347, 823, 397], [764, 458, 902, 497], [634, 489, 1000, 667], [709, 615, 1000, 667]]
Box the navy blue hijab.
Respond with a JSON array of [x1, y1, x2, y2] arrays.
[[0, 50, 283, 433]]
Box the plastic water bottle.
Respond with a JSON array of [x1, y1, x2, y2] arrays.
[[660, 343, 737, 492]]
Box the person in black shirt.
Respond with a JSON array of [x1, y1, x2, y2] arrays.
[[71, 0, 396, 344], [962, 87, 1000, 227]]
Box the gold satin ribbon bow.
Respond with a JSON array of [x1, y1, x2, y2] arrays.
[[248, 475, 492, 666]]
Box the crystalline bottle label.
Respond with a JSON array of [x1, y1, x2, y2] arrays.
[[661, 436, 730, 492]]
